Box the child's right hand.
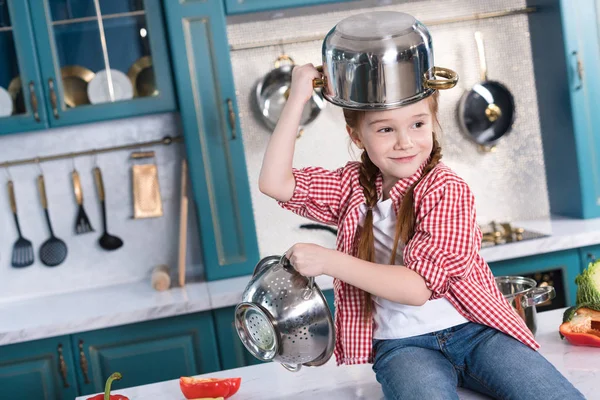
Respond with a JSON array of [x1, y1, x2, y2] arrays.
[[288, 64, 322, 105]]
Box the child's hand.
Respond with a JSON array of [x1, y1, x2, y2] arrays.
[[286, 243, 338, 277], [288, 64, 322, 104]]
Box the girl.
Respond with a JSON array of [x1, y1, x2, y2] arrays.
[[258, 35, 584, 400]]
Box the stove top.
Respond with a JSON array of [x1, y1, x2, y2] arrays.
[[479, 221, 548, 248]]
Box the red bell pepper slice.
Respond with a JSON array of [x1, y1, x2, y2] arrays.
[[179, 377, 241, 399], [87, 372, 128, 400], [560, 307, 600, 347]]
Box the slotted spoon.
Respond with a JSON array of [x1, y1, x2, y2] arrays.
[[72, 169, 94, 234], [7, 180, 34, 268], [37, 174, 68, 267]]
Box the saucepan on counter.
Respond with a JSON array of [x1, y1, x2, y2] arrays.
[[312, 11, 459, 110], [458, 32, 515, 152], [495, 276, 555, 336], [255, 53, 326, 138]]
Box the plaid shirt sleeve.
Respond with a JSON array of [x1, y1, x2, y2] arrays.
[[277, 166, 345, 226], [403, 181, 479, 300]]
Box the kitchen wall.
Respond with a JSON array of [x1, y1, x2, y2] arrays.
[[0, 113, 204, 303], [227, 0, 551, 257]]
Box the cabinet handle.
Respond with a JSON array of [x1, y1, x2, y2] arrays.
[[78, 340, 91, 384], [571, 51, 583, 91], [588, 253, 596, 262], [57, 344, 70, 388], [226, 98, 236, 140], [48, 78, 59, 119], [28, 81, 40, 122]]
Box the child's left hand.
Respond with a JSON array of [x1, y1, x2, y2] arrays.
[[286, 243, 338, 277]]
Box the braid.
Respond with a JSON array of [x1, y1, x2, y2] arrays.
[[389, 133, 443, 264], [357, 151, 380, 316]]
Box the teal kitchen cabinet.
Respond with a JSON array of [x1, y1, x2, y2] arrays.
[[529, 0, 600, 218], [0, 0, 48, 134], [224, 0, 355, 15], [1, 0, 175, 135], [0, 335, 79, 400], [214, 289, 335, 369], [488, 249, 581, 308], [72, 312, 220, 396], [163, 0, 259, 280]]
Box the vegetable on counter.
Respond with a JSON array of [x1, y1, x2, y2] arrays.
[[87, 372, 128, 400], [179, 377, 241, 399], [560, 304, 600, 347], [575, 259, 600, 305]]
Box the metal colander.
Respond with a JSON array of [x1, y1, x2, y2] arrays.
[[235, 255, 335, 372]]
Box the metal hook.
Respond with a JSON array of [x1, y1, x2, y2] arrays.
[[4, 166, 12, 181], [71, 152, 76, 171], [35, 157, 43, 175], [92, 150, 98, 167]]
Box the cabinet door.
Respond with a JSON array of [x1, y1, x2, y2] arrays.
[[0, 336, 79, 400], [214, 289, 335, 369], [224, 0, 354, 15], [488, 250, 581, 308], [0, 0, 48, 135], [26, 0, 175, 128], [72, 312, 220, 396], [531, 0, 600, 218], [163, 0, 259, 280]]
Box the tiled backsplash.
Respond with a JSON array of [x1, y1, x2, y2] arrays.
[[228, 0, 551, 258], [0, 113, 203, 302]]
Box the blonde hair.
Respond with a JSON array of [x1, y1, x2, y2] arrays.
[[343, 92, 442, 316]]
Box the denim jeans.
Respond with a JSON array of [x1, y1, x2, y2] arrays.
[[372, 322, 585, 400]]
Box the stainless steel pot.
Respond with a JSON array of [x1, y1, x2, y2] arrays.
[[234, 255, 335, 372], [315, 11, 458, 110], [495, 276, 555, 336], [255, 54, 326, 137]]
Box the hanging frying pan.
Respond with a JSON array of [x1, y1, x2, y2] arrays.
[[458, 31, 515, 152], [255, 54, 325, 138]]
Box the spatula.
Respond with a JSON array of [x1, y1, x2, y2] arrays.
[[37, 174, 68, 267], [72, 169, 94, 234], [7, 180, 34, 268]]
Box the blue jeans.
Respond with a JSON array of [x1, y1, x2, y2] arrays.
[[372, 322, 585, 400]]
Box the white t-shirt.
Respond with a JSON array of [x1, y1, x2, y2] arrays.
[[359, 198, 469, 340]]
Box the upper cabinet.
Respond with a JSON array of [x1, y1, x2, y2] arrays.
[[163, 0, 260, 280], [224, 0, 355, 15], [529, 0, 600, 218], [0, 0, 48, 133], [0, 0, 175, 136]]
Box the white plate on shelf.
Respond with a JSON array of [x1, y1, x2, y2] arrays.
[[0, 86, 14, 117], [87, 69, 134, 104]]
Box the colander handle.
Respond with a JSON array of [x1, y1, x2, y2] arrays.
[[281, 363, 302, 372], [301, 277, 315, 300]]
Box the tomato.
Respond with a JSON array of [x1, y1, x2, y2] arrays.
[[179, 377, 242, 399]]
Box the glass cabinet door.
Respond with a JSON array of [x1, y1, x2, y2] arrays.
[[29, 0, 175, 127], [0, 0, 48, 135]]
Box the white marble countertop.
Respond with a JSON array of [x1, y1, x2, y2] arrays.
[[5, 215, 600, 347], [75, 308, 600, 400]]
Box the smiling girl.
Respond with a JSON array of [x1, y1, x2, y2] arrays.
[[258, 15, 583, 399]]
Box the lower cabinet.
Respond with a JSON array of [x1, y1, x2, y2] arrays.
[[0, 336, 79, 400], [214, 289, 335, 370], [73, 312, 220, 396], [488, 249, 581, 309]]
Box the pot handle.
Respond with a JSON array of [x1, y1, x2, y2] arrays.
[[284, 66, 325, 100], [281, 363, 302, 372], [281, 253, 315, 300], [274, 54, 295, 68], [424, 67, 458, 90], [521, 286, 556, 308]]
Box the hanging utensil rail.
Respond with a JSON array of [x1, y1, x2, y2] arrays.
[[0, 135, 182, 169], [229, 6, 538, 51]]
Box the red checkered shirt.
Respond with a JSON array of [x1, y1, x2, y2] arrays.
[[278, 161, 538, 365]]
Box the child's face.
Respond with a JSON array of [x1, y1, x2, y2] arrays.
[[349, 98, 434, 182]]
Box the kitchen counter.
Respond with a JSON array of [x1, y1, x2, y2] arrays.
[[75, 308, 600, 400], [4, 215, 600, 347]]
